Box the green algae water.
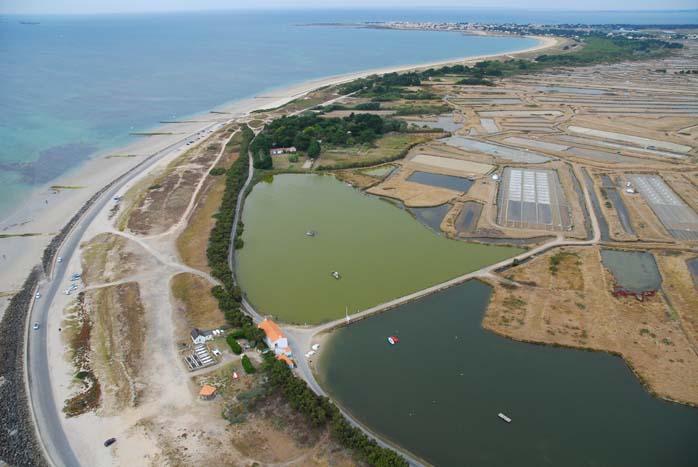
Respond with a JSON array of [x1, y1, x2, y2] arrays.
[[317, 281, 698, 466], [236, 174, 521, 323]]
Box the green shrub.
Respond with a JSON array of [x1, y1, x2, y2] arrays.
[[209, 167, 226, 176], [227, 335, 242, 355], [241, 355, 255, 374]]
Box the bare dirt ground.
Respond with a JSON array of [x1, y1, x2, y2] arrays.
[[484, 246, 698, 406], [367, 163, 460, 207]]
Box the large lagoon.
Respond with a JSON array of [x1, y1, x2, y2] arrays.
[[236, 175, 520, 323], [318, 280, 698, 466]]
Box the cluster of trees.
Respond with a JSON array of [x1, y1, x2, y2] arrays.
[[263, 354, 408, 466], [241, 355, 255, 374], [206, 125, 256, 329], [251, 113, 406, 161], [229, 324, 266, 346], [318, 102, 381, 113], [226, 335, 242, 355], [455, 77, 494, 86]]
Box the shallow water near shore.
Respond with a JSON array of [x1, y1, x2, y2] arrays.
[[317, 280, 698, 466], [236, 174, 521, 323]]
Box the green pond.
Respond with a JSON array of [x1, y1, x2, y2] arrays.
[[236, 174, 521, 323], [317, 281, 698, 467]]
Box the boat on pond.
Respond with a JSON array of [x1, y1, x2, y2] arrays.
[[387, 336, 400, 345], [498, 413, 512, 423], [331, 271, 341, 279]]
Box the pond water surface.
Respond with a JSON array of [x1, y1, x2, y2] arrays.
[[407, 204, 451, 233], [318, 281, 698, 466], [407, 170, 474, 192], [236, 174, 521, 323], [601, 249, 661, 291]]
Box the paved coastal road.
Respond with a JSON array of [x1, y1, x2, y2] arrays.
[[26, 121, 226, 467]]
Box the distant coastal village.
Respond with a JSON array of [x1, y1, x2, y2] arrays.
[[347, 20, 698, 41]]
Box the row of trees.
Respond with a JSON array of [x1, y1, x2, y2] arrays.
[[263, 354, 408, 466], [206, 125, 256, 329]]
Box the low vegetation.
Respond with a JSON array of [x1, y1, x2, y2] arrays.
[[63, 294, 101, 417], [549, 251, 579, 275], [263, 353, 408, 466], [316, 132, 436, 170], [338, 36, 681, 98]]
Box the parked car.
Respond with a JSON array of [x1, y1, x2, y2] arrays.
[[33, 323, 40, 330], [35, 292, 41, 299], [104, 438, 116, 447], [57, 256, 62, 263]]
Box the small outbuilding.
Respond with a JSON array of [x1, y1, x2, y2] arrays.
[[199, 384, 217, 400]]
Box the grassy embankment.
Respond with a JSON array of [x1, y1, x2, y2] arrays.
[[171, 273, 226, 330]]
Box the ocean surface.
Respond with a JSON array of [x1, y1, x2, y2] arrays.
[[1, 9, 695, 220]]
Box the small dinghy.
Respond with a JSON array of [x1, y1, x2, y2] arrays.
[[387, 336, 400, 345], [331, 271, 341, 279]]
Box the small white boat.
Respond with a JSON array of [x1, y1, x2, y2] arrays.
[[498, 413, 512, 423], [311, 344, 320, 351], [331, 271, 341, 279], [305, 230, 317, 237]]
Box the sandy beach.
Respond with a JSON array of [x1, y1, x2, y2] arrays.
[[0, 34, 558, 319]]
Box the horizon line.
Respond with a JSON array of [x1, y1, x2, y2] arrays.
[[2, 6, 698, 16]]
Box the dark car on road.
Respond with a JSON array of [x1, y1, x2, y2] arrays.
[[104, 438, 116, 447]]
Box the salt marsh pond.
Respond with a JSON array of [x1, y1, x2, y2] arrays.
[[236, 174, 520, 323]]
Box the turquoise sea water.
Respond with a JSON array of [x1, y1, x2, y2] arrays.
[[0, 11, 538, 220]]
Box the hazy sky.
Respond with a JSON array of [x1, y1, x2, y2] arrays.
[[1, 0, 696, 15]]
